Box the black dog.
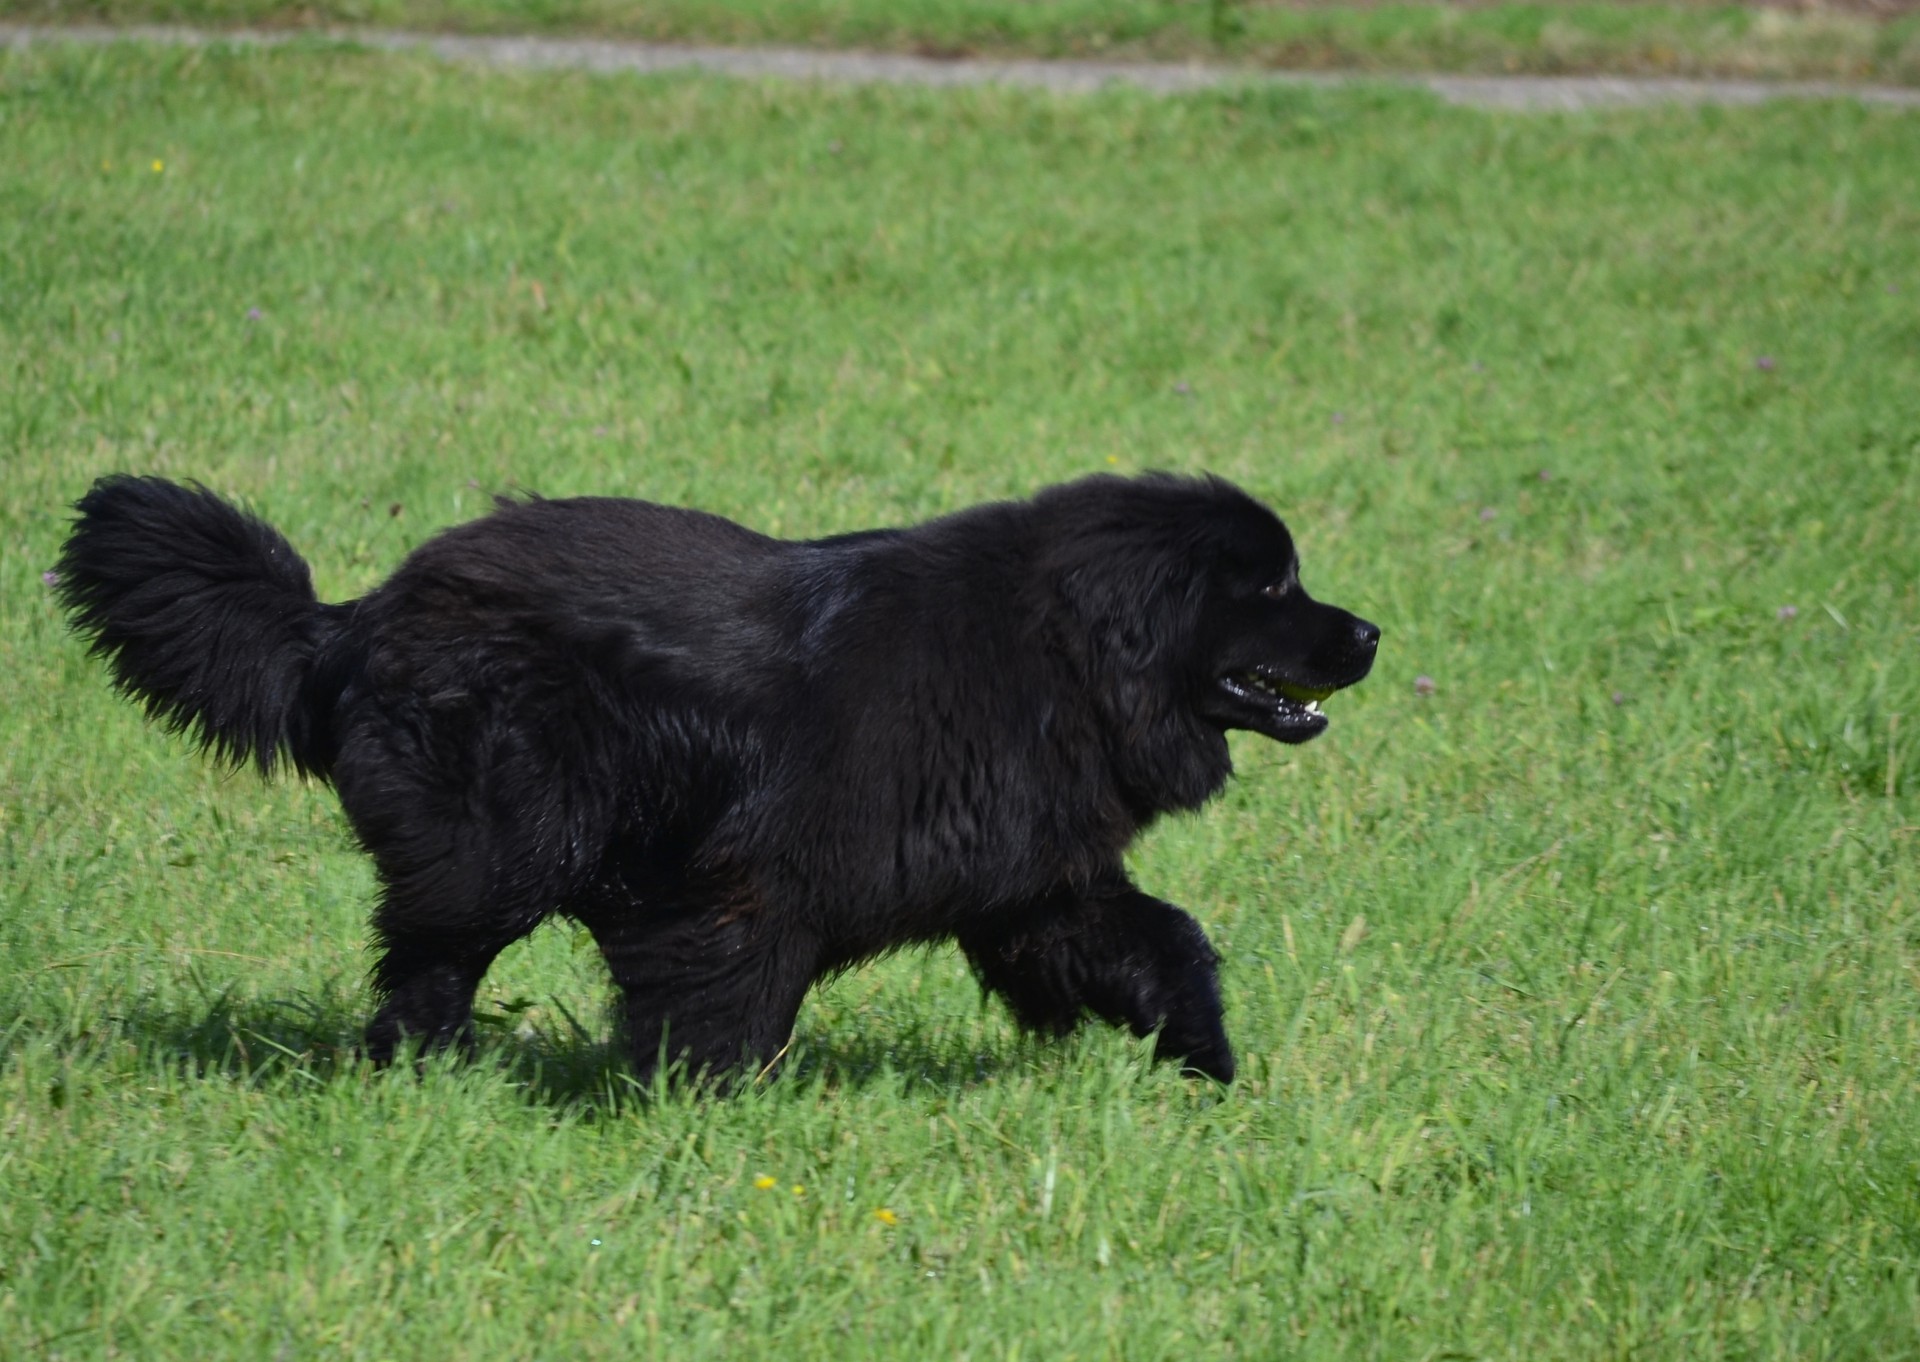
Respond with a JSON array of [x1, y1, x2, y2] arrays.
[[56, 473, 1377, 1085]]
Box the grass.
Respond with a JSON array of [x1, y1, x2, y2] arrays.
[[3, 35, 1919, 1359], [8, 0, 1920, 86]]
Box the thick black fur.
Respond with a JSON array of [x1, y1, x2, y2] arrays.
[[56, 473, 1378, 1086]]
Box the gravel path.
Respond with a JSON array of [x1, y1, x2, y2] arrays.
[[5, 21, 1918, 111]]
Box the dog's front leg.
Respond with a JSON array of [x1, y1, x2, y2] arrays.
[[958, 881, 1234, 1082]]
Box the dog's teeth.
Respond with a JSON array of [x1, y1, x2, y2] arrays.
[[1305, 700, 1322, 715]]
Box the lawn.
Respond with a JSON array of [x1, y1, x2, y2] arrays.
[[8, 0, 1920, 85], [2, 37, 1918, 1359]]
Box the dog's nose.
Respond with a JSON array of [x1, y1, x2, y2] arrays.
[[1353, 619, 1381, 652]]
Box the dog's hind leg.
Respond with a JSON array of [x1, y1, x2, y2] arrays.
[[364, 918, 515, 1064], [574, 887, 821, 1088], [361, 848, 558, 1063], [352, 793, 590, 1066], [958, 883, 1235, 1082], [336, 704, 616, 1065]]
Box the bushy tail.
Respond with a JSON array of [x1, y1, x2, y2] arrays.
[[54, 475, 342, 778]]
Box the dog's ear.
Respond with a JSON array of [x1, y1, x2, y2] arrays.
[[1049, 539, 1228, 812], [1055, 550, 1202, 680], [1051, 527, 1214, 759]]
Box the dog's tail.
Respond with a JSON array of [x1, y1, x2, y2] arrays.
[[54, 475, 345, 779]]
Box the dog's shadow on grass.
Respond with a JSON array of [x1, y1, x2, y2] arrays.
[[94, 985, 366, 1086], [81, 987, 1028, 1113], [505, 1029, 1029, 1113]]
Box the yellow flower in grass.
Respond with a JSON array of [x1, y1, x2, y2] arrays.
[[753, 1175, 778, 1190], [872, 1208, 899, 1226], [791, 1184, 805, 1197], [152, 159, 165, 173]]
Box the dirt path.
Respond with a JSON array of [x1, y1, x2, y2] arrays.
[[5, 22, 1918, 111]]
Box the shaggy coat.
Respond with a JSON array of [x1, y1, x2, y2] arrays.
[[57, 473, 1378, 1084]]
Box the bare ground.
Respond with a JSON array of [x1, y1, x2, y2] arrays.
[[3, 21, 1918, 108]]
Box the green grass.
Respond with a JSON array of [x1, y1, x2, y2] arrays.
[[10, 0, 1920, 85], [4, 37, 1919, 1359]]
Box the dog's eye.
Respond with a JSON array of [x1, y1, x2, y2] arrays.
[[1261, 582, 1289, 601]]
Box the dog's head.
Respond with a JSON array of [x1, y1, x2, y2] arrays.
[[1185, 496, 1379, 746], [1041, 475, 1378, 794]]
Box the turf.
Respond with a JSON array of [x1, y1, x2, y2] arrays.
[[9, 0, 1920, 86], [2, 37, 1918, 1360]]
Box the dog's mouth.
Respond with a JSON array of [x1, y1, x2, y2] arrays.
[[1214, 668, 1342, 744]]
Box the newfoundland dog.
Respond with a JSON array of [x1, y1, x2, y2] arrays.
[[56, 473, 1377, 1085]]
